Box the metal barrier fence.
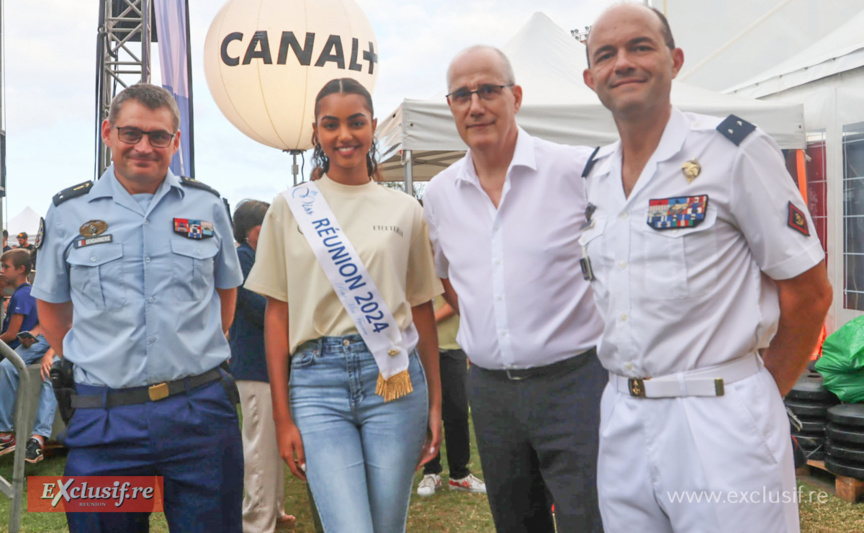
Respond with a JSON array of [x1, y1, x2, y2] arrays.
[[0, 340, 38, 533]]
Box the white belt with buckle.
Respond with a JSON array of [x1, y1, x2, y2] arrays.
[[610, 354, 761, 398]]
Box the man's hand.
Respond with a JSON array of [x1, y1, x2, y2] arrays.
[[40, 349, 56, 382]]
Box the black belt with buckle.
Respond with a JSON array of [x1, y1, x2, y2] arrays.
[[482, 348, 596, 381], [71, 367, 224, 409]]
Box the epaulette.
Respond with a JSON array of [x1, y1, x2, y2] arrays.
[[717, 115, 756, 146], [180, 176, 220, 197], [582, 146, 601, 178], [223, 198, 233, 226], [53, 181, 93, 206]]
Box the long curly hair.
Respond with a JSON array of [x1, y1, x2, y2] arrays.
[[311, 78, 380, 181]]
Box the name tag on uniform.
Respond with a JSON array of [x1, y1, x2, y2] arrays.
[[173, 218, 214, 239], [646, 195, 709, 230], [74, 235, 113, 248]]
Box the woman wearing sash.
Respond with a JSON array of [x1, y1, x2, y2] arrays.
[[246, 78, 443, 533]]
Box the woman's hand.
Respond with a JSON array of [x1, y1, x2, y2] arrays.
[[276, 420, 307, 482], [417, 404, 443, 468], [410, 301, 444, 469]]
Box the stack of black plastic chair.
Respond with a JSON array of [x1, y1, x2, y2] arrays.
[[825, 404, 864, 479], [786, 371, 838, 461]]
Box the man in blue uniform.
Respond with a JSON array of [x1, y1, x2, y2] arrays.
[[32, 83, 244, 532]]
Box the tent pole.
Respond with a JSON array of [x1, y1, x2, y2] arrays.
[[404, 150, 415, 197]]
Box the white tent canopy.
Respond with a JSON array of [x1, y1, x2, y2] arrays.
[[726, 8, 864, 99], [725, 8, 864, 331], [7, 207, 42, 244], [376, 12, 806, 183], [651, 0, 864, 91]]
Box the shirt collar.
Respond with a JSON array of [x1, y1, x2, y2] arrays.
[[592, 106, 688, 182], [652, 106, 689, 164], [591, 143, 620, 182], [89, 165, 183, 202], [455, 126, 537, 186]]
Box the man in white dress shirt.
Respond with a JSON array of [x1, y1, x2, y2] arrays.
[[423, 45, 605, 532], [581, 4, 832, 532]]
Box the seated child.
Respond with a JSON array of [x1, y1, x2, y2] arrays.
[[0, 248, 57, 463]]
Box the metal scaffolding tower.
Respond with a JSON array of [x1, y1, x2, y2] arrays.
[[0, 0, 6, 227], [96, 0, 153, 177]]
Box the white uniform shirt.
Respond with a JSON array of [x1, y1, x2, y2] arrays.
[[423, 128, 604, 370], [581, 108, 824, 378]]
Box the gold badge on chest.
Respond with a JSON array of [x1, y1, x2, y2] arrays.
[[681, 160, 701, 184], [79, 220, 108, 237]]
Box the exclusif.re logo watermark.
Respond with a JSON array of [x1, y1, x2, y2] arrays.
[[27, 476, 164, 513]]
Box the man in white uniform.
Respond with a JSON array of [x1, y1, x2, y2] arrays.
[[581, 4, 832, 532], [424, 45, 606, 532]]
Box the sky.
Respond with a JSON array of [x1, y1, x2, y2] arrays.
[[0, 0, 616, 229]]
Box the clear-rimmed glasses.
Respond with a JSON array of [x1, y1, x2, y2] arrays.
[[446, 84, 514, 105]]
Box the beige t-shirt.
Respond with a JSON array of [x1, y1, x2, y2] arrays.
[[246, 175, 443, 355]]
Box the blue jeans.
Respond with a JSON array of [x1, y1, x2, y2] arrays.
[[0, 335, 57, 437], [290, 335, 428, 533]]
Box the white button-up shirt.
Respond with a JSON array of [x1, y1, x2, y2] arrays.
[[581, 109, 824, 378], [423, 128, 603, 370]]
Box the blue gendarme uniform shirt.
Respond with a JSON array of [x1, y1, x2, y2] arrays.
[[31, 167, 243, 389]]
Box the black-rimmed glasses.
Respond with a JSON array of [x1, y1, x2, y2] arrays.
[[114, 126, 176, 148], [446, 84, 514, 105]]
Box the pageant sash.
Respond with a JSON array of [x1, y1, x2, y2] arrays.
[[282, 182, 413, 401]]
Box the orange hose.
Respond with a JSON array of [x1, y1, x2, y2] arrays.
[[796, 149, 808, 205]]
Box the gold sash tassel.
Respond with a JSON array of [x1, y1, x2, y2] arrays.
[[376, 370, 413, 402]]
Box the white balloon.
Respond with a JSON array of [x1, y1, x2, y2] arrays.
[[203, 0, 379, 151]]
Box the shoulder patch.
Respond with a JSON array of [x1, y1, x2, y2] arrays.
[[717, 115, 756, 146], [787, 202, 810, 236], [582, 146, 601, 178], [53, 181, 93, 206], [35, 217, 45, 249], [180, 176, 220, 197]]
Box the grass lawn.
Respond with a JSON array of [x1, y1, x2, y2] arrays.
[[2, 426, 864, 532]]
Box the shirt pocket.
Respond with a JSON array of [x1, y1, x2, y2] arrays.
[[291, 345, 318, 371], [67, 243, 126, 310], [170, 239, 219, 301], [639, 207, 718, 300]]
